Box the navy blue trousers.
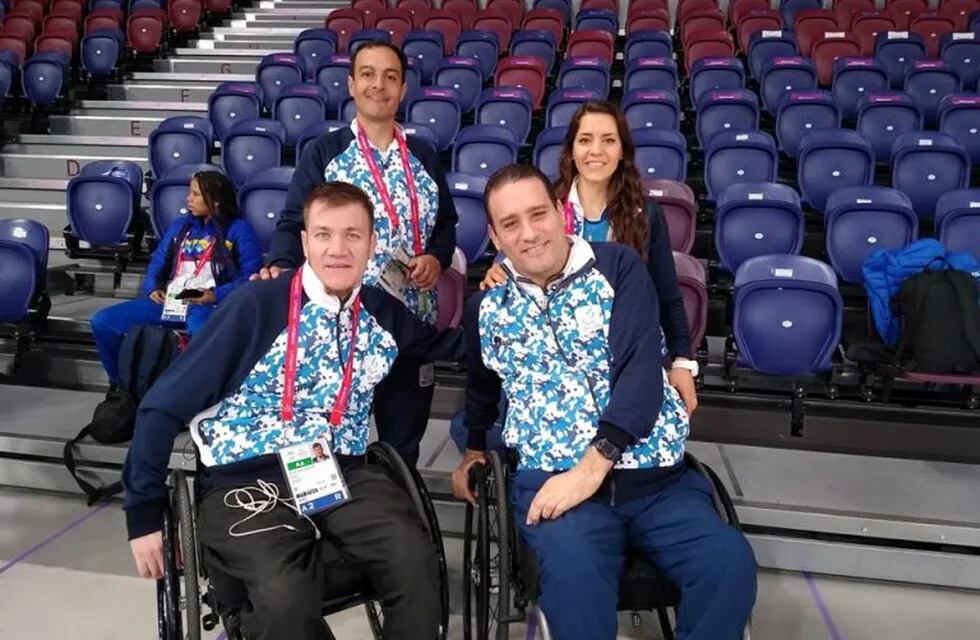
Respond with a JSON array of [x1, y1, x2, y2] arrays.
[[512, 466, 757, 640]]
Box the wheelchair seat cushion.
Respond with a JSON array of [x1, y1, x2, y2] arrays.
[[617, 552, 681, 610]]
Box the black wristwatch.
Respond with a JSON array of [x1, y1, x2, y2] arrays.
[[591, 437, 622, 462]]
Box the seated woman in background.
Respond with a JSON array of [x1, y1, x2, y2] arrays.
[[481, 101, 700, 415], [91, 170, 262, 384]]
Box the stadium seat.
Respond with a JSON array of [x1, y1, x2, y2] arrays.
[[886, 0, 930, 30], [274, 83, 330, 147], [759, 56, 818, 113], [797, 128, 874, 210], [221, 119, 286, 189], [423, 11, 463, 54], [472, 9, 513, 51], [747, 30, 799, 79], [625, 29, 672, 62], [831, 57, 889, 118], [794, 8, 839, 56], [625, 56, 679, 94], [473, 87, 533, 145], [401, 30, 443, 83], [935, 188, 980, 257], [557, 56, 610, 98], [546, 88, 601, 128], [522, 8, 564, 47], [689, 57, 745, 108], [399, 122, 439, 155], [442, 0, 478, 30], [80, 28, 123, 76], [207, 81, 263, 142], [736, 10, 783, 53], [324, 8, 364, 52], [2, 16, 37, 45], [850, 11, 897, 55], [148, 115, 213, 179], [150, 163, 224, 238], [733, 254, 843, 376], [824, 185, 918, 283], [487, 0, 525, 30], [315, 54, 352, 116], [910, 12, 956, 57], [781, 0, 823, 29], [627, 7, 670, 33], [704, 130, 778, 202], [875, 31, 927, 87], [294, 29, 337, 81], [296, 121, 349, 160], [811, 31, 862, 85], [938, 0, 978, 30], [673, 251, 709, 349], [374, 9, 413, 46], [50, 2, 85, 23], [168, 0, 202, 33], [575, 7, 616, 34], [891, 131, 971, 217], [533, 125, 567, 180], [399, 0, 434, 29], [452, 124, 518, 176], [731, 0, 770, 27], [509, 30, 556, 73], [66, 163, 143, 246], [237, 166, 294, 255], [0, 218, 47, 300], [940, 31, 980, 89], [348, 28, 391, 54], [446, 171, 490, 262], [622, 89, 681, 131], [404, 86, 462, 150], [85, 10, 123, 34], [685, 30, 736, 72], [21, 51, 68, 106], [902, 59, 963, 123], [645, 179, 697, 254], [433, 56, 483, 112], [0, 51, 16, 99], [566, 29, 614, 63], [633, 128, 690, 183], [835, 0, 876, 30], [856, 91, 924, 163], [681, 7, 726, 42], [938, 93, 980, 163], [696, 89, 761, 149], [494, 55, 547, 109], [533, 0, 571, 23], [256, 53, 304, 108], [126, 8, 165, 54], [0, 240, 36, 323], [776, 90, 841, 157], [454, 29, 499, 79], [715, 182, 804, 273]]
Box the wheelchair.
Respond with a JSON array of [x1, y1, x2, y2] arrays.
[[157, 441, 450, 640], [462, 450, 752, 640]]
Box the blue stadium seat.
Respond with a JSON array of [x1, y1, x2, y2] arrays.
[[940, 31, 980, 89], [733, 254, 843, 376], [891, 131, 972, 217], [404, 56, 422, 97], [856, 91, 924, 163], [622, 89, 681, 131], [296, 121, 349, 160], [22, 52, 69, 107], [404, 30, 445, 83], [797, 128, 874, 210], [148, 116, 213, 179], [80, 160, 143, 205], [747, 30, 799, 79], [546, 88, 602, 128], [824, 186, 918, 283], [831, 57, 889, 119], [348, 28, 391, 54], [935, 188, 980, 257], [67, 168, 141, 247], [533, 126, 568, 180], [452, 125, 518, 176], [338, 96, 356, 122], [696, 89, 761, 149], [273, 83, 331, 147], [238, 166, 294, 255], [759, 56, 818, 114], [455, 30, 500, 80], [625, 30, 673, 63], [475, 87, 534, 145], [938, 93, 980, 163], [445, 172, 491, 263], [150, 163, 225, 238], [401, 123, 440, 156], [875, 31, 927, 88], [625, 57, 679, 93], [557, 56, 611, 98], [433, 57, 484, 112], [689, 57, 745, 109], [208, 82, 263, 142], [404, 86, 463, 150], [0, 240, 36, 323], [902, 59, 963, 123], [315, 54, 352, 116], [81, 28, 124, 77], [633, 128, 690, 183], [715, 182, 804, 274], [575, 8, 617, 34], [704, 130, 779, 203], [511, 30, 557, 73], [533, 0, 570, 24], [255, 53, 305, 108], [221, 119, 286, 189], [775, 90, 841, 157], [0, 219, 49, 284], [780, 0, 823, 30], [0, 51, 17, 99], [294, 29, 338, 81]]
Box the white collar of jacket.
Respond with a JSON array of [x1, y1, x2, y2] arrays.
[[301, 262, 362, 313], [502, 235, 596, 297], [350, 118, 400, 154]]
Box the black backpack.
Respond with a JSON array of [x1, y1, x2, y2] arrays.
[[65, 325, 183, 504]]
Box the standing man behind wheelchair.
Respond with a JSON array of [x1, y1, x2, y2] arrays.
[[124, 182, 462, 640], [255, 40, 458, 467], [452, 165, 757, 640]]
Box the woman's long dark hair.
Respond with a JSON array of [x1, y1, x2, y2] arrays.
[[191, 170, 240, 269], [554, 101, 649, 258]]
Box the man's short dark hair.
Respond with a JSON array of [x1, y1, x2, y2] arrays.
[[483, 165, 559, 225], [303, 181, 376, 229], [349, 41, 408, 83]]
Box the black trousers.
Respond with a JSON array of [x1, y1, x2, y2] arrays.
[[373, 353, 435, 467], [196, 465, 441, 640]]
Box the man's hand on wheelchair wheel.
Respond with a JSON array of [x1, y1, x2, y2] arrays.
[[452, 449, 487, 505], [130, 531, 165, 579]]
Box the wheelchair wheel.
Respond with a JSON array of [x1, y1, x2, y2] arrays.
[[173, 470, 202, 640]]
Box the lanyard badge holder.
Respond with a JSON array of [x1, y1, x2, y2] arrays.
[[277, 267, 360, 516], [161, 239, 215, 323]]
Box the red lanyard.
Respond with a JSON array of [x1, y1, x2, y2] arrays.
[[562, 200, 576, 235], [281, 267, 362, 427], [172, 237, 216, 278], [355, 124, 423, 256]]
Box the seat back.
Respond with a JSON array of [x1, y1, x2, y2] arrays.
[[256, 53, 304, 108], [452, 124, 518, 176], [625, 29, 672, 62], [545, 87, 601, 128], [834, 0, 876, 30], [909, 12, 956, 56], [148, 116, 212, 178], [455, 29, 499, 78], [645, 179, 697, 253], [348, 28, 391, 54], [934, 188, 980, 257], [737, 10, 783, 53], [902, 59, 962, 122], [423, 13, 462, 53], [633, 128, 690, 183], [169, 0, 202, 32], [296, 120, 348, 160], [404, 30, 445, 82], [374, 9, 413, 46], [747, 30, 799, 78], [433, 56, 483, 111], [207, 82, 263, 141], [851, 11, 897, 55], [624, 56, 679, 93], [273, 83, 330, 146], [314, 54, 352, 115], [126, 11, 164, 53], [494, 55, 546, 108], [532, 125, 568, 180], [891, 131, 971, 216], [566, 29, 614, 63], [938, 93, 980, 164], [575, 8, 616, 34], [685, 31, 736, 72], [522, 8, 564, 47], [472, 12, 512, 51], [238, 166, 294, 255], [812, 32, 862, 85], [446, 172, 490, 262], [0, 240, 36, 323], [405, 86, 462, 150], [81, 28, 123, 75], [294, 29, 337, 80], [66, 174, 134, 246], [704, 130, 779, 201], [776, 90, 841, 157], [622, 89, 681, 131], [939, 31, 980, 89], [831, 56, 889, 118], [875, 31, 927, 86], [627, 7, 671, 33], [794, 8, 839, 55], [557, 56, 610, 98], [759, 56, 818, 113], [0, 218, 49, 281], [149, 164, 224, 238], [22, 52, 68, 106], [689, 57, 745, 108], [696, 89, 760, 148], [715, 181, 804, 273], [475, 86, 533, 144], [325, 8, 365, 52], [436, 252, 466, 330], [856, 91, 923, 163], [797, 128, 874, 209], [222, 119, 285, 189]]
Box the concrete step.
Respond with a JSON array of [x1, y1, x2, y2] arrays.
[[175, 47, 282, 56], [0, 203, 67, 236], [231, 17, 324, 28], [127, 71, 253, 83], [0, 178, 68, 206], [210, 39, 295, 50], [258, 0, 349, 8], [107, 84, 219, 102], [153, 58, 262, 74], [6, 135, 149, 158], [0, 154, 149, 179], [211, 27, 306, 37], [49, 115, 170, 137], [244, 8, 334, 17], [73, 100, 209, 117]]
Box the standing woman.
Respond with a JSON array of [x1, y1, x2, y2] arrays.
[[90, 170, 263, 384], [482, 101, 699, 414]]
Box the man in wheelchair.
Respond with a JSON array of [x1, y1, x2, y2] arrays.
[[452, 165, 757, 640], [123, 182, 464, 639]]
